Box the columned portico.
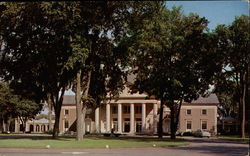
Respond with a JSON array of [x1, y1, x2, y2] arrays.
[[95, 107, 100, 133], [118, 103, 122, 133], [130, 103, 135, 134], [142, 103, 146, 132], [106, 103, 111, 132], [153, 103, 158, 134]]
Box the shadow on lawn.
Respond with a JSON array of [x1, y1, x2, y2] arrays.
[[85, 136, 187, 142], [0, 134, 70, 141], [0, 134, 187, 143]]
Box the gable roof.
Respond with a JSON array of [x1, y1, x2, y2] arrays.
[[184, 93, 219, 104], [63, 95, 76, 104]]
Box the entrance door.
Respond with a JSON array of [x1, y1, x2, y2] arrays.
[[30, 125, 34, 132], [124, 118, 130, 132], [124, 122, 130, 132], [136, 118, 142, 133]]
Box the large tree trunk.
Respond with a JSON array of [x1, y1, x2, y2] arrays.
[[52, 89, 65, 139], [0, 116, 3, 132], [47, 93, 53, 131], [53, 109, 61, 138], [170, 106, 176, 139], [169, 99, 183, 140], [76, 69, 84, 141], [238, 72, 243, 135], [158, 99, 164, 138], [247, 66, 249, 136], [53, 108, 61, 139], [76, 70, 91, 141], [241, 70, 247, 138], [19, 117, 25, 133], [3, 118, 8, 132]]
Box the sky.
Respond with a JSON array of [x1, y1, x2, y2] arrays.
[[166, 1, 249, 30]]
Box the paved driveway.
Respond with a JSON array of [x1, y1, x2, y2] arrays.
[[176, 137, 249, 156], [0, 137, 248, 156]]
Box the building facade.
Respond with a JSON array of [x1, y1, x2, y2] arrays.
[[15, 118, 54, 133], [179, 94, 218, 134], [13, 86, 219, 135], [60, 86, 219, 135]]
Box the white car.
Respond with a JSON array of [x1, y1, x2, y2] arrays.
[[193, 129, 211, 138]]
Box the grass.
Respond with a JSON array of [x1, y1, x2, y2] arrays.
[[0, 136, 190, 148], [0, 135, 190, 149], [218, 136, 249, 143]]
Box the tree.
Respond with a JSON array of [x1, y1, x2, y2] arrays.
[[214, 15, 249, 138], [0, 2, 132, 140], [128, 5, 220, 139], [0, 2, 78, 138], [67, 1, 133, 140], [15, 99, 42, 133], [214, 80, 239, 118], [0, 82, 42, 132], [0, 82, 17, 132]]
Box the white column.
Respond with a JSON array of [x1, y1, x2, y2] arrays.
[[34, 124, 36, 133], [142, 103, 146, 132], [106, 103, 111, 132], [118, 103, 122, 133], [95, 107, 100, 133], [130, 103, 135, 133], [214, 107, 217, 134], [25, 122, 29, 132], [153, 103, 158, 134], [14, 118, 19, 133]]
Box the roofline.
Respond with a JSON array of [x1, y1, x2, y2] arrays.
[[182, 103, 218, 106], [63, 103, 218, 106]]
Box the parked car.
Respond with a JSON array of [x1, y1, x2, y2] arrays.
[[193, 129, 211, 138]]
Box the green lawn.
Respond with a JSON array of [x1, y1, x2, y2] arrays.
[[218, 136, 249, 143], [0, 136, 190, 149]]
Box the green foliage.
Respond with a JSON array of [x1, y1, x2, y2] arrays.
[[129, 5, 214, 103], [35, 114, 55, 120], [0, 82, 42, 120], [0, 82, 18, 119], [15, 99, 42, 125], [0, 2, 141, 138], [125, 4, 220, 139], [214, 81, 239, 118], [213, 15, 249, 137]]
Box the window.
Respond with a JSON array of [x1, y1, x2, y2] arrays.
[[186, 121, 192, 130], [112, 106, 117, 114], [136, 118, 142, 133], [201, 121, 207, 130], [136, 118, 142, 121], [65, 109, 69, 115], [202, 109, 207, 115], [123, 106, 130, 114], [64, 120, 69, 129], [135, 105, 142, 114], [186, 109, 191, 115]]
